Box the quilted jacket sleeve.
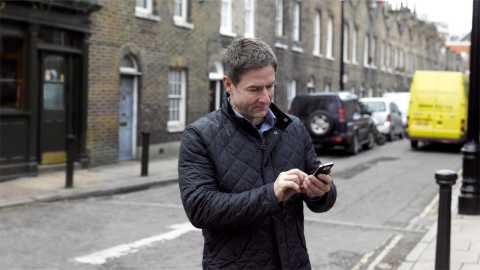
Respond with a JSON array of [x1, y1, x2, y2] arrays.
[[179, 126, 282, 230], [298, 120, 337, 212]]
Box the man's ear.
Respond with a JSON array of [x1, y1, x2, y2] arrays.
[[223, 76, 233, 95]]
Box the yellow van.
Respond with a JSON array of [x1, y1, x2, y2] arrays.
[[407, 71, 467, 149]]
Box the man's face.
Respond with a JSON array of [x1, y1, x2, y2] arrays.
[[224, 65, 275, 125]]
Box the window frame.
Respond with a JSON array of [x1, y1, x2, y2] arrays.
[[352, 27, 357, 64], [244, 0, 255, 38], [313, 10, 321, 56], [292, 1, 301, 42], [343, 23, 349, 62], [136, 0, 152, 14], [364, 35, 370, 67], [220, 0, 235, 36], [167, 69, 187, 132], [173, 0, 194, 28], [275, 0, 284, 37], [135, 0, 160, 21], [326, 16, 334, 59]]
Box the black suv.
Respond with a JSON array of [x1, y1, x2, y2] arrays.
[[289, 92, 376, 154]]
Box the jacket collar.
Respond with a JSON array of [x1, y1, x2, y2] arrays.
[[222, 97, 292, 131]]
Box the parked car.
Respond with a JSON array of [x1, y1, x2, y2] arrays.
[[289, 92, 376, 155], [383, 92, 410, 128], [360, 97, 404, 141]]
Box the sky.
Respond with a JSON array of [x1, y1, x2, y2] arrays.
[[386, 0, 473, 36]]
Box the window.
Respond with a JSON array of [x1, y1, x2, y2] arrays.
[[1, 36, 25, 112], [174, 0, 193, 28], [136, 0, 153, 15], [326, 16, 334, 58], [292, 1, 301, 42], [307, 77, 316, 93], [364, 36, 370, 67], [168, 70, 187, 132], [382, 41, 387, 69], [388, 44, 393, 70], [287, 80, 297, 108], [313, 11, 321, 55], [220, 0, 234, 36], [244, 0, 255, 37], [371, 37, 377, 67], [399, 49, 404, 69], [352, 27, 357, 63], [384, 42, 388, 69], [324, 82, 331, 92], [275, 0, 283, 37], [343, 23, 349, 62], [394, 47, 398, 69]]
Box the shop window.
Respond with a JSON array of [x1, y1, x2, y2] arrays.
[[0, 36, 24, 112]]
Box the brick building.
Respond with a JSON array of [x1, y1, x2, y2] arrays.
[[61, 0, 472, 167], [0, 0, 467, 178]]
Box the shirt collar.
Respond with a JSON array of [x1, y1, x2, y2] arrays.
[[231, 105, 277, 134]]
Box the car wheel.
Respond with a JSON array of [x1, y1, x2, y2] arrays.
[[348, 134, 360, 155], [364, 132, 375, 150], [307, 111, 332, 136], [411, 140, 418, 150]]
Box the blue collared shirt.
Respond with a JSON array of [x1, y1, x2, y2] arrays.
[[232, 107, 277, 137]]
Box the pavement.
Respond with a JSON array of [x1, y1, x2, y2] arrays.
[[398, 182, 480, 270], [0, 158, 178, 209], [0, 157, 479, 269]]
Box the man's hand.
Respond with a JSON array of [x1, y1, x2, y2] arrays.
[[302, 174, 332, 199], [274, 169, 306, 202]]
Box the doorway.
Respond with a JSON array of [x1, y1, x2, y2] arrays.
[[118, 55, 140, 161], [40, 54, 67, 164], [40, 52, 82, 165]]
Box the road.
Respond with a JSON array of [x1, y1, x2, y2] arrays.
[[0, 140, 462, 269]]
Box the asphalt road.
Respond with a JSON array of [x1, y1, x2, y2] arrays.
[[0, 140, 462, 270]]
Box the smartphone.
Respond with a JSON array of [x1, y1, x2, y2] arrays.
[[313, 162, 334, 176]]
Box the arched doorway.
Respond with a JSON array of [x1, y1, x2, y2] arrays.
[[118, 55, 141, 161]]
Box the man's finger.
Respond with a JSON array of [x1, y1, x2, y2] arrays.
[[309, 177, 331, 193], [283, 181, 301, 193], [283, 174, 301, 184], [285, 168, 307, 179]]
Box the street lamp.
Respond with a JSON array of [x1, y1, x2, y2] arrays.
[[458, 0, 480, 215]]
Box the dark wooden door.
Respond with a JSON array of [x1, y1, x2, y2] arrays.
[[40, 54, 66, 164]]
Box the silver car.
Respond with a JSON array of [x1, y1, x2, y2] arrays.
[[360, 97, 404, 141]]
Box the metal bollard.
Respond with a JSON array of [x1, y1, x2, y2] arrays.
[[434, 170, 458, 270], [66, 134, 76, 188], [141, 131, 150, 177]]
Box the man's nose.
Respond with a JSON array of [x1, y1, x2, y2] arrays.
[[258, 87, 271, 102]]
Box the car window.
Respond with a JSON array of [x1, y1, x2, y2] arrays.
[[354, 101, 362, 114], [390, 102, 399, 114], [363, 101, 386, 112], [290, 96, 339, 117], [343, 100, 355, 119]]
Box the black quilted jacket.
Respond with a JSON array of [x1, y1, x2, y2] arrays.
[[179, 101, 337, 270]]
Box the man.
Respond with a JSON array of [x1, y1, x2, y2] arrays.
[[178, 38, 336, 270]]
